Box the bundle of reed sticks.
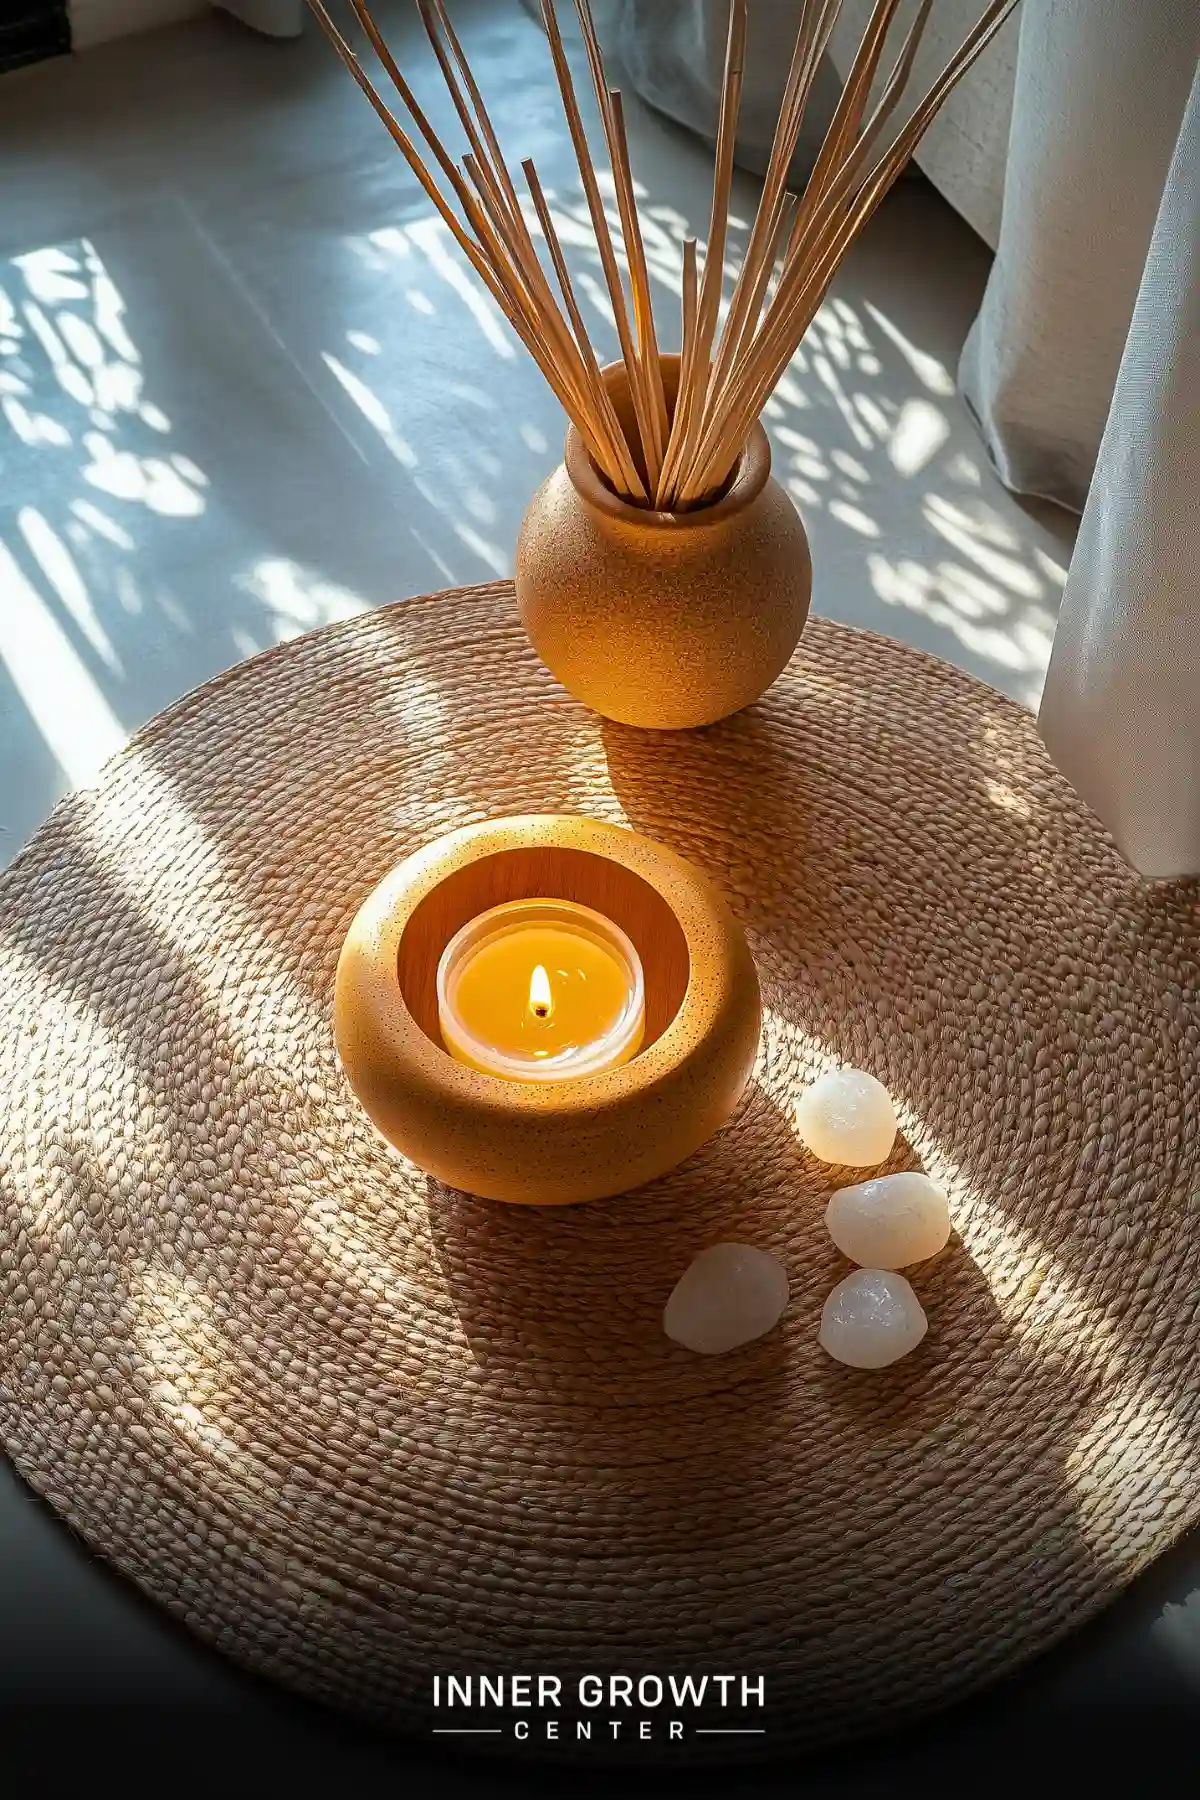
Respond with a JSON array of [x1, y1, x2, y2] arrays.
[[309, 0, 1018, 510]]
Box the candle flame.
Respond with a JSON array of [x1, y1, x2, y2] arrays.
[[529, 964, 553, 1019]]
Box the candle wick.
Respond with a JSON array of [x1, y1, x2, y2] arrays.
[[528, 964, 553, 1021]]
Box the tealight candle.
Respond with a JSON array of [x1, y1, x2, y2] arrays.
[[436, 898, 645, 1081]]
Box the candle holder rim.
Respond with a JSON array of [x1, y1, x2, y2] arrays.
[[337, 814, 746, 1113]]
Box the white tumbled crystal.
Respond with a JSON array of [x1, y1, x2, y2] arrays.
[[819, 1269, 927, 1368], [663, 1243, 790, 1355], [795, 1066, 897, 1167], [825, 1172, 951, 1269]]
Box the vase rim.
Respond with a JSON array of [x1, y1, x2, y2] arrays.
[[563, 355, 772, 528]]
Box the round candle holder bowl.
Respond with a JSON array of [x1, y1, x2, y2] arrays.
[[514, 355, 812, 731], [334, 815, 761, 1205]]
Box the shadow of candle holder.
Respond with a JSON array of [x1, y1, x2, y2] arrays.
[[421, 1164, 797, 1552]]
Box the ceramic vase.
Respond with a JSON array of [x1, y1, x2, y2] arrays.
[[515, 355, 812, 730]]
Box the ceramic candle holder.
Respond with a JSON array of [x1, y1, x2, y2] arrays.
[[334, 815, 761, 1205]]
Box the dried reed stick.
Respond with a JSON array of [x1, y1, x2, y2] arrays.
[[309, 0, 1020, 515], [742, 0, 1016, 416], [656, 0, 747, 508], [680, 235, 699, 397], [571, 0, 668, 480], [539, 0, 657, 489], [521, 158, 645, 495], [414, 0, 631, 474], [418, 0, 646, 494], [780, 0, 933, 274], [308, 0, 632, 486], [697, 0, 841, 429], [606, 87, 670, 478], [671, 0, 910, 499]]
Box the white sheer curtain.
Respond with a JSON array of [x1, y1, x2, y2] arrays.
[[1037, 60, 1200, 880], [213, 0, 304, 34]]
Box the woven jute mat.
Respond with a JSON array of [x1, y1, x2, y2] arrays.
[[1, 581, 1198, 1759]]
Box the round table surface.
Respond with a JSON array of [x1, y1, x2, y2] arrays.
[[1, 586, 1199, 1788]]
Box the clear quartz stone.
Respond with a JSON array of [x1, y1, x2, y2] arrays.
[[663, 1243, 790, 1355], [819, 1269, 928, 1368], [825, 1172, 951, 1269], [795, 1066, 897, 1167]]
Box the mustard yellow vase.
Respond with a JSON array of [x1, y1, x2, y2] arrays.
[[515, 356, 812, 730]]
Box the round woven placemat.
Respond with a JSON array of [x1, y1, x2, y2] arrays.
[[1, 582, 1198, 1759]]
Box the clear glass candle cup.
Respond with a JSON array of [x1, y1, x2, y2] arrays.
[[435, 897, 646, 1082]]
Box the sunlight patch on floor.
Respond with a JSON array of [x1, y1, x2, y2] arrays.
[[0, 536, 126, 784]]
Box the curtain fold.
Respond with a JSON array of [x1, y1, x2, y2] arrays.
[[615, 0, 843, 184], [959, 0, 1200, 513], [213, 0, 304, 35], [1036, 61, 1200, 881], [614, 1, 1019, 241]]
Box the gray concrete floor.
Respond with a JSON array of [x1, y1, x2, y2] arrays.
[[0, 4, 1196, 1792]]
